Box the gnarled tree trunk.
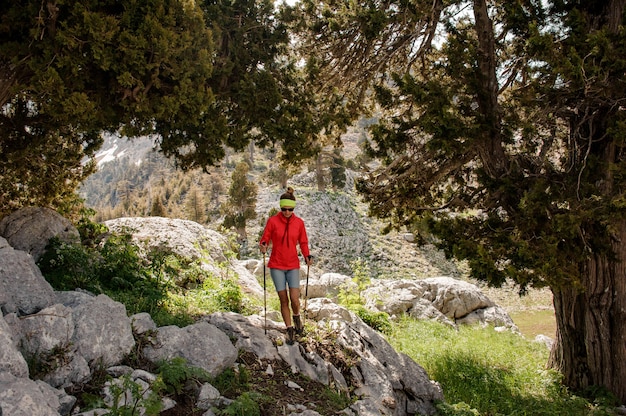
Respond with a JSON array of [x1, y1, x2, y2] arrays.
[[550, 220, 626, 402]]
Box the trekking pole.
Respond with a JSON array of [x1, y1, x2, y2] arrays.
[[303, 256, 311, 324], [263, 251, 267, 335]]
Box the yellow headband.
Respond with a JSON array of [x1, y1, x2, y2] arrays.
[[280, 199, 296, 208]]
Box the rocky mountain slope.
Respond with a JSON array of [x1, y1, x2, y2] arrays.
[[81, 134, 553, 316]]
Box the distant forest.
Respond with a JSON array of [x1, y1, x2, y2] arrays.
[[80, 123, 372, 225]]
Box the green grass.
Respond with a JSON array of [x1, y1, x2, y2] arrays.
[[388, 317, 617, 416]]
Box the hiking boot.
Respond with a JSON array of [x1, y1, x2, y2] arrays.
[[293, 315, 304, 335], [286, 326, 296, 345]]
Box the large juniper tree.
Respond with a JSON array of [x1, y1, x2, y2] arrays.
[[0, 0, 343, 218], [297, 0, 626, 402], [0, 0, 214, 217]]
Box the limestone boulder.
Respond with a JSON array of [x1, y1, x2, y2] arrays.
[[0, 236, 56, 316], [0, 315, 29, 378], [0, 207, 80, 262], [142, 321, 238, 378], [421, 276, 494, 319], [71, 294, 135, 367], [0, 372, 75, 416], [303, 272, 355, 300]]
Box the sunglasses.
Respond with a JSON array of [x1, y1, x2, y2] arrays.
[[281, 207, 294, 212]]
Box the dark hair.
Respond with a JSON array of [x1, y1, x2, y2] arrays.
[[280, 187, 295, 201]]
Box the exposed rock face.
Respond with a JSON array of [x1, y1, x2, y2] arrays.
[[208, 305, 444, 416], [305, 273, 519, 331], [0, 317, 29, 378], [0, 206, 80, 262], [252, 183, 466, 279]]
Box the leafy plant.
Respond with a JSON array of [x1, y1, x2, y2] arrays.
[[218, 391, 263, 416], [214, 278, 245, 313], [354, 306, 392, 334], [38, 238, 102, 291], [211, 365, 251, 397], [155, 357, 211, 396], [75, 207, 109, 246], [98, 233, 150, 290], [105, 374, 162, 416], [339, 258, 371, 306]]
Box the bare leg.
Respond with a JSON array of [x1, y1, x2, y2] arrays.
[[277, 290, 292, 327], [289, 287, 301, 315]]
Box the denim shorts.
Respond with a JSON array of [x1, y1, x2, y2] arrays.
[[269, 268, 300, 291]]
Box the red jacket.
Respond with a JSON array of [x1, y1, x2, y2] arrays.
[[260, 212, 310, 270]]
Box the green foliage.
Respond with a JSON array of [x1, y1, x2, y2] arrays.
[[211, 365, 251, 397], [155, 357, 211, 396], [389, 318, 616, 416], [37, 230, 151, 295], [38, 238, 102, 291], [0, 0, 214, 216], [38, 225, 254, 327], [105, 375, 163, 416], [222, 161, 258, 240], [336, 258, 391, 333], [76, 207, 110, 246], [353, 306, 392, 334], [338, 258, 371, 308], [300, 0, 626, 398], [213, 278, 245, 314], [99, 234, 150, 289], [218, 391, 263, 416], [0, 0, 343, 218]]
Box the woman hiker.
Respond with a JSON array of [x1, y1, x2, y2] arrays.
[[259, 187, 313, 345]]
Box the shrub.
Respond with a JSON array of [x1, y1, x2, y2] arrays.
[[218, 392, 263, 416], [354, 306, 392, 334], [38, 238, 102, 291], [155, 357, 211, 396]]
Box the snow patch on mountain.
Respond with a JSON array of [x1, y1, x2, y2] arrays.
[[95, 133, 155, 167]]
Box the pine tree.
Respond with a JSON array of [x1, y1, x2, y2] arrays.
[[0, 0, 346, 218], [222, 161, 258, 241], [150, 198, 166, 218], [185, 187, 205, 223]]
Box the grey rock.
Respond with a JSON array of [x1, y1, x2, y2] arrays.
[[0, 372, 62, 416], [142, 321, 238, 377], [197, 383, 221, 410], [207, 312, 281, 361], [0, 207, 80, 262], [54, 290, 95, 309], [0, 237, 56, 316], [130, 312, 157, 335], [71, 294, 135, 367], [0, 316, 29, 378]]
